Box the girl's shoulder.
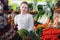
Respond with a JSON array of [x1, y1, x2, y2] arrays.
[[27, 13, 33, 17], [27, 13, 33, 18], [14, 14, 21, 18]]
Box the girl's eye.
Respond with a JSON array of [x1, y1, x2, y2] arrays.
[[22, 7, 24, 8], [25, 7, 27, 9]]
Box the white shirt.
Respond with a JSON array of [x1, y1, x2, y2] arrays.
[[14, 13, 34, 31]]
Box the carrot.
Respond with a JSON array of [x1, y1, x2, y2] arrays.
[[53, 16, 59, 26]]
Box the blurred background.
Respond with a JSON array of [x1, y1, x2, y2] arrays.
[[0, 0, 60, 27]]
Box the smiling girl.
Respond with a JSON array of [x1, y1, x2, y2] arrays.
[[14, 1, 34, 31]]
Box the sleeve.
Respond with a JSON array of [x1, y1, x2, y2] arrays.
[[14, 16, 17, 24], [28, 15, 34, 31]]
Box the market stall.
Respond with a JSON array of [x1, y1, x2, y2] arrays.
[[0, 0, 60, 40]]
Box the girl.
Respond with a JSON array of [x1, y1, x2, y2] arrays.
[[14, 1, 34, 31]]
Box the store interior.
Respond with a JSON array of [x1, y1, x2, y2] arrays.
[[0, 0, 60, 40]]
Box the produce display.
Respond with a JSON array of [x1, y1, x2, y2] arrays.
[[42, 28, 60, 40], [7, 10, 60, 40], [7, 0, 60, 40], [7, 9, 60, 40], [17, 26, 60, 40]]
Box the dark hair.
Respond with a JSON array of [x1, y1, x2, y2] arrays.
[[20, 1, 29, 7]]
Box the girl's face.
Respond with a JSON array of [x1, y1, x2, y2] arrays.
[[20, 3, 28, 13]]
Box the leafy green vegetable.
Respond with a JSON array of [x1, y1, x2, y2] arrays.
[[36, 27, 43, 35], [29, 31, 37, 40], [17, 29, 29, 40], [46, 0, 58, 22], [34, 10, 45, 21]]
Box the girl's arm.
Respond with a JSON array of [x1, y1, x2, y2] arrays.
[[14, 16, 18, 31], [14, 16, 17, 24], [28, 15, 34, 31]]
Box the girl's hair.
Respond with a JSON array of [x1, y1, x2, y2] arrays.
[[20, 1, 29, 8]]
